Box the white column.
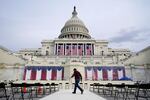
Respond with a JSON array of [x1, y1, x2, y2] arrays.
[[64, 43, 66, 56], [91, 43, 93, 56], [85, 43, 87, 55], [54, 44, 56, 55], [82, 43, 84, 56], [63, 43, 65, 56], [83, 43, 85, 56], [71, 43, 72, 56], [93, 44, 95, 55], [77, 43, 78, 56], [57, 43, 58, 56], [65, 43, 67, 55]]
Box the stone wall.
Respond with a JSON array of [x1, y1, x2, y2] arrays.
[[0, 67, 24, 81], [125, 66, 150, 82]]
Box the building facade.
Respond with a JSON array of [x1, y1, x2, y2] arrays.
[[19, 7, 132, 82]]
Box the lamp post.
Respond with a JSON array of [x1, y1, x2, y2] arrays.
[[130, 64, 135, 81], [144, 64, 147, 82]]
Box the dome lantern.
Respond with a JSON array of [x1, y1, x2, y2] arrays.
[[58, 7, 91, 39], [72, 6, 77, 17]]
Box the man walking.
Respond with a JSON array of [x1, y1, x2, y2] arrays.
[[71, 68, 84, 94]]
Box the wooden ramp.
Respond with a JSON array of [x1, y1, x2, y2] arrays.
[[40, 90, 106, 100]]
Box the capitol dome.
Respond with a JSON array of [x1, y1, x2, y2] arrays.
[[58, 7, 91, 39]]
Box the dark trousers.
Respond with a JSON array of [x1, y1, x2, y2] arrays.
[[73, 79, 83, 93]]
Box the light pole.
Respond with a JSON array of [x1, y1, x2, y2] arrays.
[[130, 64, 134, 81], [144, 64, 147, 82]]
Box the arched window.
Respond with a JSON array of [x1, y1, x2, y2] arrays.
[[46, 51, 49, 56]]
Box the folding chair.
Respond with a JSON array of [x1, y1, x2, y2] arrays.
[[51, 83, 59, 92], [43, 83, 51, 95], [0, 83, 9, 100], [114, 83, 126, 100], [135, 83, 150, 100], [10, 83, 33, 100], [103, 83, 114, 97]]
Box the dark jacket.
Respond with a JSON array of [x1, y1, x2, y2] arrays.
[[71, 70, 82, 80]]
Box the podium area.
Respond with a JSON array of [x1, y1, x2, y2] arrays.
[[40, 89, 106, 100]]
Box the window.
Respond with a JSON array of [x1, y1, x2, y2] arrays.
[[72, 45, 75, 49], [58, 46, 61, 49], [96, 62, 100, 64], [87, 45, 89, 49], [84, 62, 87, 64], [66, 45, 69, 49], [78, 45, 81, 49], [62, 62, 65, 64], [46, 51, 49, 56]]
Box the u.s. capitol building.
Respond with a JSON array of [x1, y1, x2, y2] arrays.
[[18, 7, 132, 81]]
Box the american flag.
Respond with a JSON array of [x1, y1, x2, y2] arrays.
[[72, 44, 77, 55], [66, 45, 71, 56], [58, 45, 64, 55], [86, 44, 91, 55], [78, 44, 83, 56]]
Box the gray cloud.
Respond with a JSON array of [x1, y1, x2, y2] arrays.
[[110, 28, 150, 43], [0, 0, 150, 52]]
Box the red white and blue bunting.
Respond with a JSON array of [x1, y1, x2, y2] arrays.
[[23, 66, 64, 80], [85, 66, 125, 81]]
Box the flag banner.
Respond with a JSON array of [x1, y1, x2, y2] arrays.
[[118, 68, 124, 79], [86, 44, 91, 55], [56, 67, 63, 80], [51, 67, 57, 80], [93, 67, 98, 80], [85, 67, 93, 80], [113, 68, 118, 80], [72, 44, 77, 55], [30, 67, 37, 80], [78, 44, 83, 56], [25, 67, 31, 80], [85, 66, 125, 81], [41, 67, 47, 80], [66, 44, 71, 56], [103, 68, 108, 80], [107, 68, 113, 80], [23, 68, 26, 80], [58, 44, 64, 56], [36, 67, 42, 80], [62, 67, 64, 80], [97, 67, 103, 80], [46, 67, 52, 80], [24, 66, 64, 80]]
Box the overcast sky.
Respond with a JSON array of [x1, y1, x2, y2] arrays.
[[0, 0, 150, 52]]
